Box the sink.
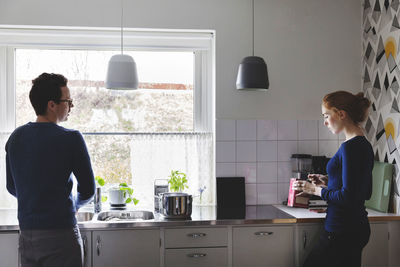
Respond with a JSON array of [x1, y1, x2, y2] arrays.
[[76, 211, 94, 222], [97, 211, 154, 221]]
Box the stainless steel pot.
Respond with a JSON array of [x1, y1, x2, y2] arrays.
[[160, 192, 192, 219]]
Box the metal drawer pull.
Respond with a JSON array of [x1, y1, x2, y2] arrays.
[[187, 253, 207, 258], [187, 233, 207, 238], [96, 236, 101, 256], [254, 231, 274, 236]]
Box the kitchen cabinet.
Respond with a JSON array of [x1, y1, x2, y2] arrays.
[[92, 229, 160, 267], [0, 231, 19, 267], [295, 223, 323, 267], [81, 230, 92, 267], [232, 225, 294, 267], [362, 223, 389, 267], [164, 227, 228, 267]]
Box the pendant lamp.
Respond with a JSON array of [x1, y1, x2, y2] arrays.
[[236, 0, 269, 91], [105, 0, 139, 90]]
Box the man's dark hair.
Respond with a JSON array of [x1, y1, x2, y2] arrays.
[[29, 73, 68, 116]]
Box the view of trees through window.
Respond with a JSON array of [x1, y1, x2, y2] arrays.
[[15, 49, 194, 185]]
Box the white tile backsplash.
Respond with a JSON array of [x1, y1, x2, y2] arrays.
[[298, 120, 318, 140], [257, 120, 277, 140], [236, 163, 257, 183], [278, 183, 290, 204], [236, 120, 257, 141], [257, 162, 278, 183], [278, 120, 298, 140], [216, 141, 236, 162], [245, 184, 257, 205], [257, 141, 278, 161], [216, 163, 236, 177], [215, 119, 335, 205], [277, 141, 298, 161], [216, 120, 236, 141], [298, 140, 318, 155], [257, 184, 278, 204], [236, 141, 257, 162], [277, 161, 292, 183]]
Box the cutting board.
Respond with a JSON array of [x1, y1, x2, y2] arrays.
[[365, 161, 393, 213]]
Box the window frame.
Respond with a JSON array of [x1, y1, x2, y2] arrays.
[[0, 25, 215, 134]]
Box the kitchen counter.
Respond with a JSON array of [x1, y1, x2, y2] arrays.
[[1, 205, 399, 231], [0, 205, 295, 231], [274, 205, 400, 223]]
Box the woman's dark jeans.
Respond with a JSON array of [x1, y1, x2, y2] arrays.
[[303, 223, 371, 267]]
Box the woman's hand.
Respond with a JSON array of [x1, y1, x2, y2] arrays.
[[307, 174, 328, 188], [292, 180, 322, 197]]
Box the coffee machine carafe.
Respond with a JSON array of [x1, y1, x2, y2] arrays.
[[291, 154, 312, 180]]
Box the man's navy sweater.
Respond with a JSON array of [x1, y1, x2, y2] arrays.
[[6, 122, 95, 230], [321, 135, 374, 233]]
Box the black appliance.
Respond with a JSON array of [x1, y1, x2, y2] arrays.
[[311, 156, 330, 175]]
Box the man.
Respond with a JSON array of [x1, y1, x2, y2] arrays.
[[6, 73, 95, 267]]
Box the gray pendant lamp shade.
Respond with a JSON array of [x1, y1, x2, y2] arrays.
[[105, 0, 139, 90], [236, 56, 269, 90], [236, 0, 269, 91], [105, 54, 139, 89]]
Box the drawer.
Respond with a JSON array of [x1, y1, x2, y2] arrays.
[[233, 226, 294, 267], [165, 247, 228, 267], [164, 227, 228, 248]]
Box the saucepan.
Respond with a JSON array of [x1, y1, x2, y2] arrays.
[[159, 192, 192, 219]]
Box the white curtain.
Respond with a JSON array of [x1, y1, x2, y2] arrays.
[[130, 133, 214, 209], [0, 134, 17, 209]]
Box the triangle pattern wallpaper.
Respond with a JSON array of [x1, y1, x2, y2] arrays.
[[363, 0, 400, 213]]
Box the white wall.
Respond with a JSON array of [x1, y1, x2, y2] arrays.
[[0, 0, 361, 120]]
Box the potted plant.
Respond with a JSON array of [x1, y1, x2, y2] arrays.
[[95, 176, 139, 205], [168, 170, 188, 192]]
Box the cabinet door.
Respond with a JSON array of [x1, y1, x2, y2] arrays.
[[233, 226, 294, 267], [296, 224, 323, 267], [362, 223, 388, 267], [80, 230, 92, 267], [0, 232, 19, 267], [92, 229, 160, 267], [165, 247, 228, 267]]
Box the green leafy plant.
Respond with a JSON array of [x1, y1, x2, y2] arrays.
[[168, 170, 188, 192], [119, 183, 139, 205]]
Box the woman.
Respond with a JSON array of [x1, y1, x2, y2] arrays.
[[293, 91, 374, 267]]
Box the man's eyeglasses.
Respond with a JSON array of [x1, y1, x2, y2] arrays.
[[59, 99, 73, 107]]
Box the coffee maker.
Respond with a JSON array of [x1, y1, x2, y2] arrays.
[[291, 154, 312, 180]]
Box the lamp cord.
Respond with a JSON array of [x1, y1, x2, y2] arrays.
[[121, 0, 124, 54], [252, 0, 254, 56]]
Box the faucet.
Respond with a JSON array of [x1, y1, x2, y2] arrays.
[[94, 187, 102, 213]]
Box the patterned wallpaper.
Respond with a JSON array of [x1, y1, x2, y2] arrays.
[[363, 0, 400, 213]]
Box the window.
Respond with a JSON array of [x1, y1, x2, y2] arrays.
[[0, 26, 215, 209]]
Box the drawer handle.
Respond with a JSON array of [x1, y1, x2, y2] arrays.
[[96, 236, 101, 256], [254, 231, 274, 236], [187, 253, 207, 258], [187, 233, 207, 238]]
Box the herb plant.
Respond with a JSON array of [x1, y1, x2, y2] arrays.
[[168, 170, 188, 192]]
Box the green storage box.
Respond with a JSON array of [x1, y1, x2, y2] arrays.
[[365, 161, 393, 213]]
